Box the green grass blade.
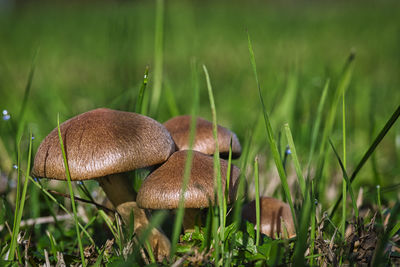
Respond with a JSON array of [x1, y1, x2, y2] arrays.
[[98, 210, 118, 241], [232, 130, 252, 229], [350, 105, 400, 183], [284, 123, 306, 199], [372, 201, 400, 266], [223, 138, 233, 230], [8, 137, 21, 261], [341, 89, 347, 239], [57, 114, 86, 266], [309, 180, 317, 266], [115, 213, 124, 253], [149, 0, 164, 116], [47, 231, 59, 264], [247, 31, 297, 230], [274, 65, 298, 127], [292, 182, 312, 266], [135, 66, 149, 114], [8, 133, 32, 262], [306, 79, 329, 179], [315, 53, 355, 200], [376, 185, 383, 223], [254, 157, 260, 246], [203, 65, 225, 258], [389, 221, 400, 238], [328, 139, 358, 220], [330, 104, 400, 217], [164, 80, 180, 117], [27, 176, 97, 247], [16, 50, 38, 145], [212, 206, 220, 265], [135, 211, 168, 261], [170, 59, 199, 258]]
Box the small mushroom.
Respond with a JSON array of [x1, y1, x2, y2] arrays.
[[31, 108, 174, 260], [163, 115, 242, 158], [137, 150, 240, 231], [242, 197, 296, 239]]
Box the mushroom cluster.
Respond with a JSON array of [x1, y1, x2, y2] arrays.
[[31, 108, 295, 261], [31, 108, 175, 259]]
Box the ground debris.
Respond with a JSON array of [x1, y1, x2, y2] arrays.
[[346, 215, 379, 266], [314, 213, 387, 266], [83, 238, 114, 265]]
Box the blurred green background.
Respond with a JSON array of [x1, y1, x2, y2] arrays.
[[0, 0, 399, 202]]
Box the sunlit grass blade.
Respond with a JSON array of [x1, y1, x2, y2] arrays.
[[170, 59, 199, 258], [57, 114, 86, 266], [203, 65, 225, 261], [254, 157, 260, 246], [315, 52, 354, 200], [8, 133, 32, 262], [135, 66, 149, 114], [284, 123, 305, 199], [330, 104, 400, 217], [247, 31, 297, 230], [149, 0, 164, 116], [328, 139, 358, 220]]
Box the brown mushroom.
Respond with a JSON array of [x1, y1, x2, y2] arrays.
[[31, 108, 174, 260], [163, 115, 242, 159], [137, 150, 240, 230], [242, 197, 296, 239]]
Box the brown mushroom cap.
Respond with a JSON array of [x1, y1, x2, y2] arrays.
[[31, 108, 175, 181], [136, 150, 240, 209], [242, 197, 296, 239], [163, 115, 241, 158]]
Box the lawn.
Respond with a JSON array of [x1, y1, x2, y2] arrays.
[[0, 0, 399, 265]]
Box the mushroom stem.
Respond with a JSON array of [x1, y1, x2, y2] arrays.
[[116, 201, 150, 228], [98, 173, 171, 260], [98, 173, 136, 207], [117, 201, 171, 261], [182, 208, 202, 232]]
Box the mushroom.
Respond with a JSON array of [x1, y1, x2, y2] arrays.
[[31, 108, 174, 260], [242, 197, 296, 239], [163, 115, 242, 159], [136, 150, 240, 231]]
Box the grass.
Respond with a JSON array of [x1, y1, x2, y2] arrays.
[[247, 30, 297, 231], [1, 0, 400, 266], [56, 114, 86, 266], [170, 59, 199, 258]]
